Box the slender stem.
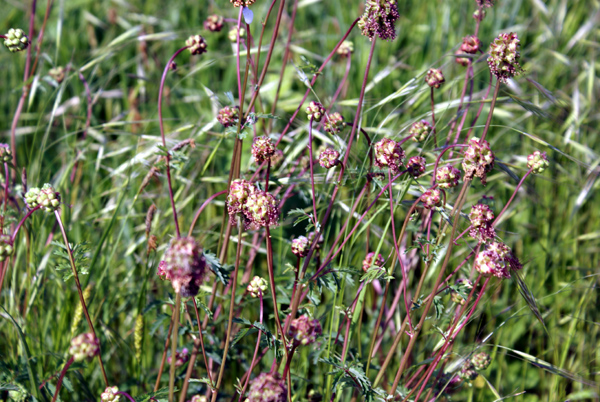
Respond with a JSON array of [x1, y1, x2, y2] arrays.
[[492, 169, 533, 227], [154, 316, 174, 392], [158, 46, 188, 237], [307, 117, 319, 225], [116, 392, 137, 402], [237, 292, 264, 402], [51, 357, 74, 402], [188, 190, 228, 237], [1, 163, 9, 231], [235, 7, 244, 104], [479, 80, 501, 142], [192, 298, 213, 384], [168, 293, 181, 402], [54, 211, 109, 386], [430, 88, 438, 148]]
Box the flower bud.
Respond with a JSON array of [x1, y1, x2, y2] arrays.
[[0, 234, 14, 262], [488, 32, 523, 83], [247, 372, 287, 402], [0, 144, 12, 163], [3, 28, 29, 53], [289, 315, 322, 346], [410, 120, 432, 142], [406, 156, 426, 178], [204, 15, 224, 32], [167, 348, 189, 367], [462, 137, 494, 185], [455, 50, 470, 67], [307, 231, 324, 249], [230, 0, 256, 7], [425, 68, 445, 89], [337, 41, 354, 57], [306, 101, 325, 122], [24, 183, 61, 212], [69, 333, 99, 362], [228, 26, 246, 43], [458, 362, 479, 381], [189, 396, 207, 402], [473, 9, 486, 21], [362, 252, 384, 272], [421, 188, 442, 209], [217, 106, 240, 128], [157, 260, 170, 281], [358, 0, 400, 41], [374, 138, 405, 174], [292, 236, 310, 257], [101, 386, 121, 402], [163, 237, 207, 297], [471, 352, 491, 370], [527, 151, 549, 174], [460, 35, 481, 54], [252, 136, 276, 164], [247, 276, 268, 298], [185, 35, 208, 56], [476, 0, 495, 7], [319, 148, 340, 169], [324, 112, 345, 134], [435, 164, 461, 189], [244, 191, 280, 228], [48, 66, 66, 83]]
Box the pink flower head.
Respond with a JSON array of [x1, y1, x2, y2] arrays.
[[324, 112, 345, 134], [305, 101, 325, 122], [363, 252, 385, 272], [227, 179, 256, 224], [488, 32, 523, 83], [527, 151, 549, 174], [185, 35, 207, 56], [289, 315, 322, 346], [244, 191, 280, 229], [168, 348, 190, 367], [247, 372, 287, 402], [410, 120, 432, 142], [157, 260, 171, 281], [217, 106, 239, 128], [291, 236, 310, 257], [358, 0, 400, 41], [319, 148, 340, 169], [203, 15, 224, 32], [252, 136, 276, 164], [164, 237, 207, 297], [426, 68, 445, 89], [374, 138, 405, 174], [469, 204, 496, 242], [435, 164, 461, 189], [69, 333, 99, 362], [406, 156, 426, 178], [455, 49, 470, 67], [421, 188, 442, 209], [461, 35, 481, 54], [462, 137, 495, 185]]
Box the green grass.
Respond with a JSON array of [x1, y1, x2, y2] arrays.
[[1, 0, 599, 401]]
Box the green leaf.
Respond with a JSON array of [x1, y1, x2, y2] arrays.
[[203, 250, 231, 285]]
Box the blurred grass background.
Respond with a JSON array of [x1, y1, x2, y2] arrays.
[[1, 0, 599, 401]]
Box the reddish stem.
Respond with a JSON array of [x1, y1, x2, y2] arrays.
[[51, 357, 74, 402]]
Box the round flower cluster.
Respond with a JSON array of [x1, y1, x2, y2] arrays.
[[291, 236, 310, 257], [374, 138, 405, 174], [185, 35, 207, 56], [473, 9, 486, 21], [488, 32, 522, 83], [3, 28, 29, 52], [48, 66, 66, 83], [471, 352, 491, 370], [425, 68, 445, 89], [163, 237, 207, 297], [204, 15, 224, 32], [308, 231, 324, 250], [469, 204, 496, 242], [69, 333, 99, 362], [319, 148, 340, 169], [527, 151, 549, 174], [461, 35, 481, 54], [458, 361, 479, 381], [246, 372, 287, 402], [247, 276, 268, 298], [252, 136, 276, 164], [217, 106, 240, 128], [462, 137, 495, 185], [410, 120, 432, 142], [455, 50, 470, 67], [189, 396, 207, 402], [337, 41, 354, 57], [476, 0, 495, 8], [101, 386, 121, 402], [362, 252, 384, 272], [245, 191, 280, 229], [24, 184, 61, 213], [357, 0, 400, 41], [422, 188, 442, 209], [406, 156, 426, 178], [324, 112, 345, 134], [0, 235, 15, 262], [450, 278, 473, 305], [227, 179, 255, 221], [435, 164, 461, 189], [289, 315, 322, 346], [306, 101, 325, 122], [228, 27, 246, 43], [0, 143, 12, 162], [474, 241, 522, 279], [230, 0, 255, 7], [168, 348, 189, 367]]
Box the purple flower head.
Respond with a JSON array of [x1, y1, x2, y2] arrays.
[[252, 136, 276, 164], [435, 164, 461, 189], [476, 0, 495, 8], [319, 148, 340, 169], [289, 315, 322, 346], [422, 188, 442, 209], [462, 137, 495, 185], [69, 333, 99, 362], [363, 252, 385, 272], [204, 15, 224, 32], [426, 68, 445, 89], [374, 138, 405, 174], [292, 236, 310, 257], [459, 361, 479, 381], [461, 35, 481, 54], [488, 32, 523, 83], [164, 237, 207, 297], [167, 348, 189, 367], [406, 156, 426, 178], [157, 260, 171, 281], [185, 35, 207, 56], [247, 372, 287, 402], [324, 112, 345, 134], [217, 106, 240, 128], [358, 0, 400, 41]]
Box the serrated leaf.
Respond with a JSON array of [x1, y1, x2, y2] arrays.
[[203, 250, 231, 285]]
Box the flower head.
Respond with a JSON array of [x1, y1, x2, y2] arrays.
[[455, 50, 470, 67], [24, 183, 61, 212], [358, 0, 400, 41], [0, 144, 12, 163], [289, 315, 322, 346], [168, 348, 189, 367], [101, 386, 121, 402], [69, 333, 99, 362], [246, 372, 287, 402], [204, 15, 224, 32], [306, 101, 325, 122], [527, 151, 549, 174], [406, 156, 426, 178], [189, 396, 207, 402], [374, 138, 405, 174], [244, 191, 280, 229], [337, 41, 354, 57], [422, 188, 442, 209], [247, 276, 268, 298], [462, 137, 495, 185], [458, 362, 479, 381], [410, 120, 432, 142], [471, 352, 491, 370], [319, 148, 340, 169], [231, 0, 255, 7], [164, 237, 207, 297], [435, 165, 461, 189], [473, 9, 486, 21], [291, 236, 310, 257], [425, 68, 445, 89], [228, 26, 246, 43], [217, 106, 240, 128], [252, 136, 276, 164], [488, 32, 522, 83], [48, 66, 66, 83], [474, 241, 522, 279], [307, 231, 324, 249], [3, 28, 29, 52], [476, 0, 495, 7], [362, 252, 384, 272], [461, 35, 481, 54], [227, 179, 256, 223], [324, 112, 345, 134], [469, 204, 496, 242], [185, 35, 207, 56], [0, 234, 14, 262]]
